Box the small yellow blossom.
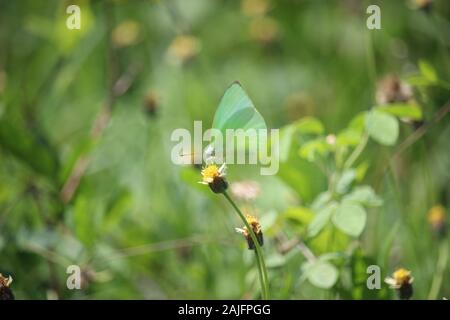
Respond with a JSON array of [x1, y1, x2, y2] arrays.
[[235, 214, 264, 250], [241, 0, 270, 17], [428, 205, 446, 227], [385, 268, 414, 300], [112, 20, 140, 48], [388, 268, 413, 288], [200, 163, 228, 193], [249, 16, 279, 44], [246, 214, 262, 235], [167, 35, 201, 65], [201, 164, 223, 184], [427, 205, 447, 238]]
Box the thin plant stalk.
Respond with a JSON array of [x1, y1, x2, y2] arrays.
[[253, 250, 265, 299], [223, 191, 269, 300], [427, 240, 448, 300], [343, 133, 368, 170]]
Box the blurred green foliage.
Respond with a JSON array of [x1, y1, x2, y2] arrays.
[[0, 0, 449, 299]]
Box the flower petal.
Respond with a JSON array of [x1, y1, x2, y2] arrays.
[[219, 163, 227, 175], [384, 277, 397, 286]]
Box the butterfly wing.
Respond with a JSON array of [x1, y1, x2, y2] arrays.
[[210, 82, 267, 161], [212, 82, 266, 133]]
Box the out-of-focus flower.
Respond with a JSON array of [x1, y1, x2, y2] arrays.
[[143, 90, 160, 118], [112, 20, 140, 48], [236, 214, 264, 250], [411, 0, 433, 12], [230, 180, 261, 201], [167, 35, 201, 65], [389, 39, 408, 59], [200, 163, 228, 194], [284, 92, 315, 120], [241, 0, 270, 17], [376, 74, 413, 105], [249, 16, 279, 45], [326, 134, 336, 146], [385, 268, 414, 300], [427, 205, 447, 238], [0, 273, 14, 300]]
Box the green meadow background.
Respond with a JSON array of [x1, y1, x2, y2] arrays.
[[0, 0, 449, 299]]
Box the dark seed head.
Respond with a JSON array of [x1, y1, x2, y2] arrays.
[[143, 91, 159, 118], [208, 176, 229, 194], [416, 0, 433, 13], [246, 231, 264, 250], [397, 283, 413, 300], [0, 286, 14, 300]]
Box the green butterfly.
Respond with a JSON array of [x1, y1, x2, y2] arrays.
[[212, 82, 267, 134], [205, 82, 267, 162]]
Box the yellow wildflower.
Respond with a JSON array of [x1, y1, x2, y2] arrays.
[[385, 268, 414, 300], [235, 214, 264, 250], [200, 163, 228, 194]]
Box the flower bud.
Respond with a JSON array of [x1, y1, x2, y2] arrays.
[[200, 163, 228, 194], [427, 205, 447, 239], [236, 214, 264, 250], [385, 268, 414, 300], [0, 274, 14, 300]]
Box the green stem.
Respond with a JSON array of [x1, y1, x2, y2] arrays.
[[253, 249, 265, 298], [365, 23, 377, 85], [344, 133, 368, 170], [427, 241, 448, 300], [223, 191, 269, 300]]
